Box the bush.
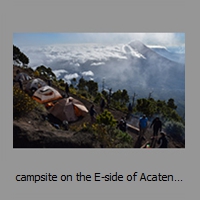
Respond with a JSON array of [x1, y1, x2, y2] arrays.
[[13, 86, 37, 118], [80, 111, 133, 148], [86, 123, 133, 148], [164, 120, 185, 142], [96, 110, 117, 127], [77, 90, 91, 100], [93, 92, 102, 104]]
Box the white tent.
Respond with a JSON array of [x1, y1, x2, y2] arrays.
[[32, 85, 62, 104]]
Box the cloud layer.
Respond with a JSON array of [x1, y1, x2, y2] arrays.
[[19, 40, 185, 94]]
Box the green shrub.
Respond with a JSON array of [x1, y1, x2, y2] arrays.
[[164, 120, 185, 142], [13, 86, 36, 118], [96, 110, 117, 127], [93, 92, 102, 104], [86, 123, 133, 148]]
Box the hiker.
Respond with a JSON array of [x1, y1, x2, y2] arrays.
[[128, 102, 132, 113], [89, 104, 97, 123], [123, 117, 127, 132], [138, 114, 148, 140], [63, 120, 69, 130], [47, 78, 52, 86], [100, 98, 106, 112], [157, 132, 168, 148], [150, 117, 162, 139], [65, 82, 69, 97], [117, 117, 127, 132], [127, 102, 133, 119]]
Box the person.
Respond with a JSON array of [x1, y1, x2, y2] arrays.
[[157, 132, 168, 148], [150, 117, 162, 139], [128, 102, 132, 113], [100, 98, 105, 112], [138, 114, 148, 140], [65, 82, 69, 97], [117, 117, 127, 132], [47, 78, 52, 86], [89, 104, 97, 124], [63, 120, 69, 130]]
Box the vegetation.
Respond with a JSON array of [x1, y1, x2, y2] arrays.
[[35, 65, 57, 81], [164, 121, 185, 142], [96, 110, 117, 127], [135, 97, 183, 123], [13, 45, 29, 67], [77, 77, 98, 96], [13, 86, 37, 118], [81, 110, 133, 148], [110, 89, 129, 111]]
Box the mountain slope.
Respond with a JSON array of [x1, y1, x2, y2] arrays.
[[13, 65, 185, 148], [149, 46, 185, 64]]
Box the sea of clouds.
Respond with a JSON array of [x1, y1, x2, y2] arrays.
[[20, 41, 185, 89]]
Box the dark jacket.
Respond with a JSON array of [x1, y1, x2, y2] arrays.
[[158, 136, 168, 148], [89, 106, 96, 116], [150, 118, 162, 131]]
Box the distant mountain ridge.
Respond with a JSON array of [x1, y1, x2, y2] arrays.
[[51, 40, 185, 96], [149, 45, 185, 64], [82, 40, 185, 91]]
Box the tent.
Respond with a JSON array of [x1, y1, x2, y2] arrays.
[[15, 72, 32, 82], [49, 97, 88, 122], [25, 78, 47, 93], [32, 85, 62, 104]]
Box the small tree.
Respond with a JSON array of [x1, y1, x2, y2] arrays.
[[96, 110, 117, 127], [13, 45, 29, 67], [86, 80, 98, 95], [35, 65, 56, 81], [136, 98, 156, 117], [112, 89, 129, 106], [77, 77, 87, 91], [167, 98, 177, 110]]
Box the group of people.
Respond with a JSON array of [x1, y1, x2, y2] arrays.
[[89, 101, 168, 148], [138, 115, 168, 148]]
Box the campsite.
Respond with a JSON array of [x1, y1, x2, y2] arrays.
[[13, 64, 185, 148]]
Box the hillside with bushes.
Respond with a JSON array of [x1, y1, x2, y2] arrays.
[[13, 45, 185, 148]]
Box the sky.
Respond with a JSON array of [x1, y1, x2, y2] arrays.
[[13, 33, 185, 49]]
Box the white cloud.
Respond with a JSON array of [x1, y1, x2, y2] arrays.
[[22, 43, 130, 69], [81, 71, 94, 76], [64, 73, 79, 81], [147, 45, 167, 49], [53, 69, 68, 78], [90, 62, 105, 66]]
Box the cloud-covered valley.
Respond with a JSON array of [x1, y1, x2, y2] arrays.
[[20, 40, 185, 104]]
